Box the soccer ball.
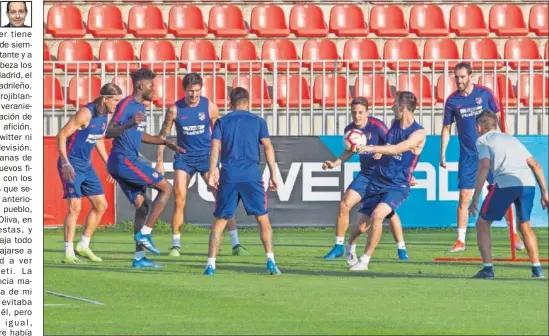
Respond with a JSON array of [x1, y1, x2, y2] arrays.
[[344, 129, 367, 151]]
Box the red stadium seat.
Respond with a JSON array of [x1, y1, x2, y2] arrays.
[[168, 5, 207, 38], [478, 74, 517, 107], [354, 75, 393, 106], [313, 75, 351, 107], [202, 75, 228, 107], [250, 5, 289, 37], [398, 74, 435, 106], [343, 39, 383, 71], [369, 5, 408, 37], [383, 39, 422, 71], [140, 41, 177, 72], [409, 5, 448, 37], [518, 74, 549, 106], [529, 4, 548, 36], [276, 75, 312, 108], [153, 75, 184, 107], [302, 39, 341, 71], [99, 40, 138, 73], [46, 5, 86, 38], [261, 40, 300, 72], [128, 6, 167, 38], [329, 4, 368, 37], [221, 40, 261, 72], [462, 38, 504, 70], [436, 75, 457, 103], [504, 38, 543, 70], [449, 5, 489, 37], [111, 76, 133, 97], [180, 40, 221, 72], [232, 75, 272, 108], [56, 40, 97, 72], [489, 4, 528, 36], [289, 5, 328, 37], [68, 76, 102, 107], [423, 39, 460, 71], [87, 5, 126, 38], [44, 76, 64, 109], [208, 5, 247, 38], [44, 43, 53, 73]]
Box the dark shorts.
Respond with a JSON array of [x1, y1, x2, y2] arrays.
[[108, 154, 163, 204], [359, 186, 409, 217], [480, 185, 535, 223], [458, 154, 494, 189], [214, 181, 267, 219], [58, 166, 104, 199], [173, 153, 210, 176], [347, 172, 371, 198]]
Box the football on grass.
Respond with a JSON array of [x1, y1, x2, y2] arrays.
[[344, 129, 367, 151]]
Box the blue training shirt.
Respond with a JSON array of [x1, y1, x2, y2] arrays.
[[110, 96, 148, 159], [61, 102, 108, 172], [212, 110, 269, 184], [344, 116, 389, 176], [174, 97, 212, 157], [370, 120, 424, 190], [443, 85, 500, 157]]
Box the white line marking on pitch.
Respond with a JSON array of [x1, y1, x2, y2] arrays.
[[44, 291, 104, 306], [44, 304, 71, 307]]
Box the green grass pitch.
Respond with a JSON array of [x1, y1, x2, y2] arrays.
[[44, 224, 549, 335]]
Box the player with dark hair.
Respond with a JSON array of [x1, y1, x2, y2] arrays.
[[322, 96, 409, 264], [469, 111, 547, 279], [440, 62, 524, 252], [105, 68, 182, 268], [348, 91, 426, 271], [203, 87, 280, 276], [57, 83, 123, 264], [156, 72, 247, 257], [4, 1, 29, 27]]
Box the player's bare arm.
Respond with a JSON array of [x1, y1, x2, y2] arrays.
[[156, 105, 177, 175], [56, 107, 92, 182], [469, 157, 490, 217], [94, 139, 115, 183], [526, 157, 549, 210], [208, 139, 221, 189], [105, 112, 144, 139], [142, 132, 182, 153], [357, 129, 426, 156], [322, 150, 354, 170], [261, 138, 278, 191], [209, 101, 221, 124], [440, 124, 451, 168]]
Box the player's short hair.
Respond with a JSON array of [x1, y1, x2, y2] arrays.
[[130, 68, 156, 87], [94, 83, 123, 104], [395, 91, 417, 113], [7, 1, 27, 13], [230, 87, 249, 107], [454, 62, 473, 75], [476, 110, 498, 130], [183, 73, 203, 90], [351, 97, 369, 111]]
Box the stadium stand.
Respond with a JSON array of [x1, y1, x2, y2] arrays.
[[44, 2, 548, 137]]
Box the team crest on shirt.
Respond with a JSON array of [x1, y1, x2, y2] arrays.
[[476, 97, 482, 104], [366, 132, 372, 140], [68, 188, 74, 194], [152, 172, 159, 178], [198, 112, 206, 121], [101, 123, 106, 131]]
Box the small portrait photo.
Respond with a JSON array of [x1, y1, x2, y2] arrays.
[[0, 1, 31, 28]]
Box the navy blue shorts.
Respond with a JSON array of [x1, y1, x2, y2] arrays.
[[173, 153, 210, 176], [458, 154, 494, 189], [107, 154, 164, 204], [359, 186, 409, 217], [214, 181, 267, 219], [480, 185, 535, 223], [58, 166, 104, 199], [347, 173, 371, 198]]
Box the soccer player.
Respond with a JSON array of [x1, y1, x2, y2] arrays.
[[469, 111, 547, 279], [440, 62, 524, 252], [347, 91, 426, 271], [105, 68, 182, 268], [156, 73, 248, 257], [56, 83, 123, 264], [203, 87, 281, 276], [322, 97, 409, 262]]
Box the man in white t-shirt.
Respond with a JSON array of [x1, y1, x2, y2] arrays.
[[469, 111, 548, 279]]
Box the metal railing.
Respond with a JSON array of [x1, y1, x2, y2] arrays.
[[43, 59, 548, 136]]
